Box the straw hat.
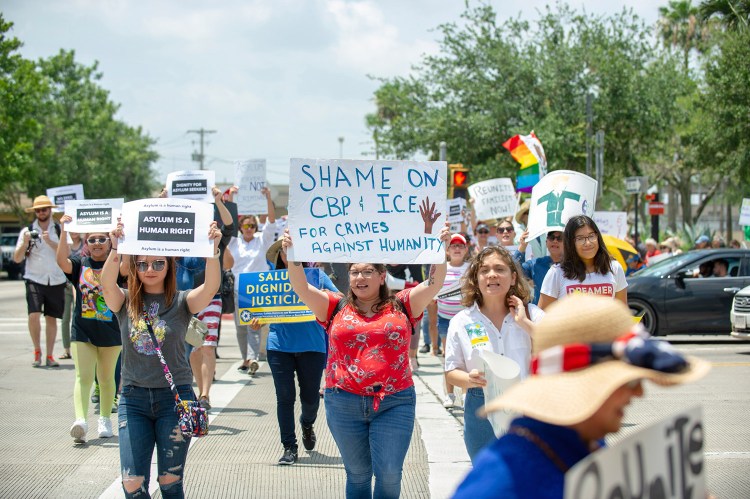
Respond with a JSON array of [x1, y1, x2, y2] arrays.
[[515, 200, 530, 224], [482, 294, 710, 425], [266, 239, 284, 267], [25, 195, 58, 213]]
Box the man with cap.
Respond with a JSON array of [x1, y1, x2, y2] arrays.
[[452, 294, 710, 498], [13, 195, 67, 367], [694, 235, 710, 250]]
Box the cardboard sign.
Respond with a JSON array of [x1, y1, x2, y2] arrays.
[[237, 268, 321, 324], [565, 405, 705, 499], [526, 170, 598, 241], [234, 159, 268, 215], [593, 211, 628, 240], [740, 198, 750, 226], [118, 198, 215, 257], [63, 198, 124, 234], [166, 170, 215, 203], [480, 350, 521, 437], [468, 178, 516, 221], [47, 184, 85, 213], [287, 158, 448, 264]]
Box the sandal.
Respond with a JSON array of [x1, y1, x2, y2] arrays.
[[59, 352, 72, 360]]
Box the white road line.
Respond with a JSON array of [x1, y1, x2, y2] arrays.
[[98, 361, 255, 498]]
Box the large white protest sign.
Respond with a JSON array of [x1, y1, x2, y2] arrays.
[[47, 184, 84, 213], [565, 405, 705, 499], [118, 198, 215, 257], [287, 158, 447, 264], [468, 178, 516, 222], [235, 159, 267, 214], [166, 170, 215, 203], [479, 350, 521, 437], [740, 198, 750, 226], [63, 198, 123, 234], [526, 170, 598, 241], [594, 211, 628, 240]]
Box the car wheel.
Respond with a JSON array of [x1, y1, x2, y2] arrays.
[[629, 299, 658, 336]]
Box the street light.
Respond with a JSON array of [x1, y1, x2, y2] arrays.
[[338, 137, 344, 159]]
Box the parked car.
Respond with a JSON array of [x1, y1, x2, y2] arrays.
[[0, 233, 24, 280], [627, 249, 750, 336], [730, 285, 750, 339]]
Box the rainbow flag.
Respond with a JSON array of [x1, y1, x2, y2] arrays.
[[502, 132, 547, 192]]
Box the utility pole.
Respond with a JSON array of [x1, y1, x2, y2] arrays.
[[595, 129, 604, 198], [439, 141, 447, 162], [187, 128, 217, 170], [586, 93, 593, 178], [338, 137, 344, 159]]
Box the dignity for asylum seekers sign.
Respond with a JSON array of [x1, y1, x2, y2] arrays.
[[47, 184, 85, 213], [63, 198, 124, 233], [166, 170, 215, 203], [287, 158, 448, 264], [118, 198, 215, 257], [237, 268, 321, 325], [235, 159, 268, 215], [565, 405, 705, 499]]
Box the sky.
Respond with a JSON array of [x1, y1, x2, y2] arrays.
[[4, 0, 661, 186]]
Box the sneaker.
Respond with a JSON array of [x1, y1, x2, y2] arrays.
[[98, 417, 113, 438], [301, 423, 316, 451], [419, 344, 430, 354], [45, 356, 60, 367], [278, 446, 298, 465], [442, 393, 456, 409], [249, 360, 259, 376], [91, 385, 100, 404], [436, 347, 443, 356], [32, 350, 42, 368], [70, 420, 88, 444], [199, 396, 212, 410], [237, 362, 249, 372], [111, 396, 118, 414]]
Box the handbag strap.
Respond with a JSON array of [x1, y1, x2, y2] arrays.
[[141, 310, 182, 403]]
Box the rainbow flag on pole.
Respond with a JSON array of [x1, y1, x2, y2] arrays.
[[502, 131, 547, 193]]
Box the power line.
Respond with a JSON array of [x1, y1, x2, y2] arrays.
[[187, 128, 217, 170]]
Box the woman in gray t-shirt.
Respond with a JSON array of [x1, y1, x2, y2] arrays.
[[101, 219, 223, 498]]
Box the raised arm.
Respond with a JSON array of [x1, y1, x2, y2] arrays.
[[101, 219, 126, 313], [262, 186, 276, 224], [55, 215, 74, 274], [186, 222, 222, 314], [282, 229, 330, 321], [406, 223, 451, 316]]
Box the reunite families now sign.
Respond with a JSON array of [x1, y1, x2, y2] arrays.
[[287, 158, 448, 264]]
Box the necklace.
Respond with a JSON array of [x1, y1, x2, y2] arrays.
[[508, 425, 570, 473]]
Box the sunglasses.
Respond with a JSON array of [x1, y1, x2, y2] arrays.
[[477, 230, 490, 235], [86, 236, 108, 245], [135, 260, 167, 272], [547, 234, 563, 242], [496, 227, 514, 233], [242, 223, 257, 229], [35, 208, 50, 213]]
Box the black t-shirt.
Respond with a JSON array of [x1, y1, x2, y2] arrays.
[[66, 255, 122, 347]]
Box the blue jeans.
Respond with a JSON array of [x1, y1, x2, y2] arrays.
[[267, 349, 326, 449], [118, 384, 195, 499], [463, 388, 497, 462], [325, 386, 416, 499]]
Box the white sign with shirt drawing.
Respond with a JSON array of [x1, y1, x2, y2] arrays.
[[526, 171, 598, 241]]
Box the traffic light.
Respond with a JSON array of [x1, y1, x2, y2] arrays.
[[449, 163, 470, 199]]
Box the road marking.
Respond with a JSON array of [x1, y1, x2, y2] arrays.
[[705, 452, 750, 459], [710, 362, 750, 367]]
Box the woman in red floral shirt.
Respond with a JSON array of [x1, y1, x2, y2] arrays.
[[283, 226, 450, 499]]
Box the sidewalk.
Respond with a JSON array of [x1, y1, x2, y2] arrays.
[[0, 315, 471, 498]]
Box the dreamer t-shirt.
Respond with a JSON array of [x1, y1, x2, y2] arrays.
[[540, 262, 627, 299]]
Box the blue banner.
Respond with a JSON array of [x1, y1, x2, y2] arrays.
[[237, 268, 321, 324]]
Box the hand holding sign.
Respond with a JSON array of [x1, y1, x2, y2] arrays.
[[468, 368, 487, 388], [110, 217, 124, 250], [419, 196, 442, 234], [208, 221, 221, 253]]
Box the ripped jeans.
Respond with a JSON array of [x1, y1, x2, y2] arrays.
[[118, 384, 194, 499]]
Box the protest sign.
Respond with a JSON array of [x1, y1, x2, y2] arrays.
[[118, 198, 214, 257], [565, 405, 705, 499], [593, 211, 628, 240], [468, 178, 516, 222], [526, 170, 598, 241], [287, 158, 447, 264], [447, 198, 467, 234], [740, 198, 750, 226], [237, 268, 321, 325], [63, 198, 123, 234], [235, 159, 268, 214], [47, 184, 84, 213], [166, 170, 215, 203], [479, 350, 521, 437]]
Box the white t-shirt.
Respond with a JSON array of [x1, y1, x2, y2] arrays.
[[228, 220, 277, 291], [444, 302, 544, 378], [540, 262, 627, 300]]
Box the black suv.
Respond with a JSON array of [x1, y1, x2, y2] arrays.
[[1, 233, 24, 280]]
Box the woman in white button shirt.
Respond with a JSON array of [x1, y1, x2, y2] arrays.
[[444, 246, 543, 461], [227, 186, 276, 374]]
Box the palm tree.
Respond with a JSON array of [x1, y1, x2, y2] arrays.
[[657, 0, 710, 70], [698, 0, 750, 29]]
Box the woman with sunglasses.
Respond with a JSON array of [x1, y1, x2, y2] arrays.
[[444, 246, 542, 461], [495, 218, 517, 252], [101, 219, 222, 498], [513, 230, 564, 305], [56, 216, 123, 443], [228, 186, 277, 374], [282, 224, 450, 499], [538, 215, 627, 310]]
